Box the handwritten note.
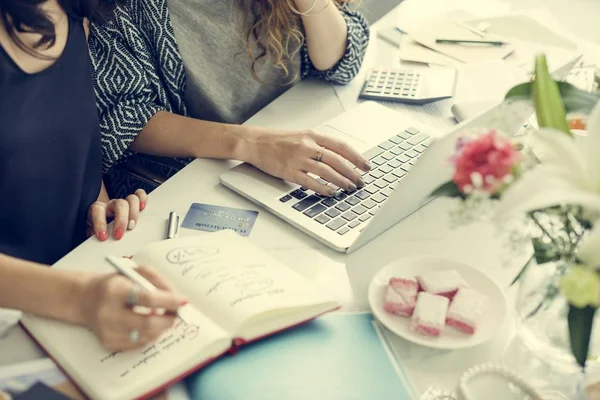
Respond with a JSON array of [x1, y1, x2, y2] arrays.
[[165, 245, 290, 308], [165, 245, 219, 265], [130, 232, 337, 339], [98, 319, 202, 379]]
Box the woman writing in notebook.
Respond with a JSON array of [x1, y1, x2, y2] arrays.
[[89, 0, 371, 198], [0, 0, 184, 351]]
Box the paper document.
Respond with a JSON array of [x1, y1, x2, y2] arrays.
[[398, 17, 515, 64], [462, 9, 585, 72], [465, 13, 578, 50], [0, 308, 21, 337], [398, 36, 460, 67]]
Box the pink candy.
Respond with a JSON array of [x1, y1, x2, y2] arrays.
[[383, 270, 488, 337], [417, 270, 468, 300], [446, 288, 488, 334], [383, 277, 419, 317], [411, 292, 449, 337]]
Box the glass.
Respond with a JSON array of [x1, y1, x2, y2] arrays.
[[504, 259, 600, 399]]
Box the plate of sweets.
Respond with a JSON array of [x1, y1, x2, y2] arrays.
[[368, 256, 508, 349]]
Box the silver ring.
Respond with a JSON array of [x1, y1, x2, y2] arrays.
[[129, 329, 140, 345], [127, 284, 140, 307], [315, 146, 325, 162]]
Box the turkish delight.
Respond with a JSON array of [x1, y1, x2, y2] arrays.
[[417, 270, 468, 300], [411, 292, 449, 337], [383, 277, 419, 317], [446, 288, 488, 334]]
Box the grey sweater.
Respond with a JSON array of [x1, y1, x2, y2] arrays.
[[89, 0, 370, 171]]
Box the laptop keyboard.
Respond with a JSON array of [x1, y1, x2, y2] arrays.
[[279, 127, 432, 235]]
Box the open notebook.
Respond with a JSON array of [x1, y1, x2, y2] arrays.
[[20, 230, 339, 400]]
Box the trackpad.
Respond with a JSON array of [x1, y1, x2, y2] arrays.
[[314, 125, 372, 154]]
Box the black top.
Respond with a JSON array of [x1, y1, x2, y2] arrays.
[[0, 16, 101, 264]]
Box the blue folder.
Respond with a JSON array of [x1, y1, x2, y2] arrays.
[[186, 313, 416, 400]]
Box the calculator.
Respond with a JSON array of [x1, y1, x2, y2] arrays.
[[359, 67, 457, 105]]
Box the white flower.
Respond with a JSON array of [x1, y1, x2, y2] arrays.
[[494, 101, 600, 222]]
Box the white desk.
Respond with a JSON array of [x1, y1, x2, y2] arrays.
[[1, 1, 598, 397]]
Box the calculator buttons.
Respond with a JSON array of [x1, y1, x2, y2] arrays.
[[360, 68, 449, 104]]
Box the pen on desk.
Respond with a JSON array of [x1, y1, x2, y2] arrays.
[[166, 211, 179, 239], [106, 255, 189, 324], [435, 39, 507, 46]]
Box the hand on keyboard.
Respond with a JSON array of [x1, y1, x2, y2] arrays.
[[242, 128, 371, 196], [279, 126, 432, 236]]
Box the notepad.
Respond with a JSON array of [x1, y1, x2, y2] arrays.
[[19, 230, 339, 400], [186, 313, 418, 400]]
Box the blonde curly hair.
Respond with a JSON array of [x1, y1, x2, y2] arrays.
[[240, 0, 353, 83]]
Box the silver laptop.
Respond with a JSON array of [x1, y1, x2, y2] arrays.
[[221, 101, 500, 253], [220, 55, 580, 253]]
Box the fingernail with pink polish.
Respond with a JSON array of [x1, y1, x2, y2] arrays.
[[140, 201, 146, 211], [97, 231, 108, 241], [114, 228, 125, 240]]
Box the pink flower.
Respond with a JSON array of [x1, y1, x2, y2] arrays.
[[452, 130, 522, 195]]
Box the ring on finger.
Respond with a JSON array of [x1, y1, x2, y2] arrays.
[[314, 146, 325, 163], [127, 284, 141, 307], [129, 329, 140, 345]]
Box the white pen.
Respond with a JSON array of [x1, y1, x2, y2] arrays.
[[166, 211, 179, 239], [106, 255, 188, 324]]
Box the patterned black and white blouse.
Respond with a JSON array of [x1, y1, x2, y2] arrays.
[[88, 0, 370, 196]]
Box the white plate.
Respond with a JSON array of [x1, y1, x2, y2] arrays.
[[368, 256, 508, 349]]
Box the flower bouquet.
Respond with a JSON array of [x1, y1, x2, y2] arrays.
[[431, 54, 600, 370]]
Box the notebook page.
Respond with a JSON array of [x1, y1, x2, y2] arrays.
[[132, 231, 339, 340], [20, 306, 230, 400]]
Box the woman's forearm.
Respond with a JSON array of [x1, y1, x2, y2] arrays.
[[129, 111, 258, 162], [0, 253, 87, 325], [294, 0, 348, 71]]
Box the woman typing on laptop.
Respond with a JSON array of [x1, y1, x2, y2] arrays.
[[0, 0, 184, 351], [89, 0, 371, 199]]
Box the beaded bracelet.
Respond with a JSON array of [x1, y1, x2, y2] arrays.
[[458, 363, 546, 400]]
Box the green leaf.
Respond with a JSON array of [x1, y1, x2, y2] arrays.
[[532, 237, 562, 264], [430, 181, 465, 199], [510, 254, 534, 286], [568, 305, 596, 368], [505, 81, 600, 115], [533, 54, 571, 134]]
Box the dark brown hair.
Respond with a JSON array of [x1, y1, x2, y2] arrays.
[[0, 0, 118, 55]]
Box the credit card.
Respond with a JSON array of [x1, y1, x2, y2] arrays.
[[181, 203, 259, 237]]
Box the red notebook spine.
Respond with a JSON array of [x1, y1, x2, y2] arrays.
[[19, 305, 340, 400]]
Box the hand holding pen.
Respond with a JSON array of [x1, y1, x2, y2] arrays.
[[80, 260, 188, 352]]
